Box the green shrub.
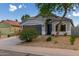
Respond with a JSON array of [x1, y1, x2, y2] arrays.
[[69, 36, 76, 45], [46, 36, 52, 42], [19, 29, 39, 42]]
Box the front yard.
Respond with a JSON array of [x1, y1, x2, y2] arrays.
[[19, 36, 79, 50]]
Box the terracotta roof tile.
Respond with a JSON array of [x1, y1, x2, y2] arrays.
[[1, 20, 20, 27]]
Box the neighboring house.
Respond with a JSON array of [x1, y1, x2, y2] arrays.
[[0, 20, 21, 35], [0, 23, 11, 35], [21, 14, 74, 35]]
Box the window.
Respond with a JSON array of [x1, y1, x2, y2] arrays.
[[56, 24, 66, 31], [60, 25, 66, 31]]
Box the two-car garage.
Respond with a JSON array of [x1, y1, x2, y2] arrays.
[[23, 25, 42, 35], [21, 19, 44, 35]]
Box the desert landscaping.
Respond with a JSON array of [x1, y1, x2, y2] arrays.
[[19, 36, 79, 50]]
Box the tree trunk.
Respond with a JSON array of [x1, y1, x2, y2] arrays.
[[56, 8, 67, 36]]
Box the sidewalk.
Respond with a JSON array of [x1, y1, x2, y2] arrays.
[[0, 45, 79, 56]]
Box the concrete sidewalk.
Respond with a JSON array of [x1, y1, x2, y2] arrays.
[[0, 45, 79, 56]]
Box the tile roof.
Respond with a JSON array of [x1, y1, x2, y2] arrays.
[[1, 20, 21, 27]]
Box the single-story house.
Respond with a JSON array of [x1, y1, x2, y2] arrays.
[[21, 14, 74, 35], [0, 20, 21, 36], [0, 23, 11, 35]]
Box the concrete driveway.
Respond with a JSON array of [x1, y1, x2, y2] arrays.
[[0, 36, 22, 46]]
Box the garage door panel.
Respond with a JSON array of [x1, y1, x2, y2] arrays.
[[23, 25, 42, 35]]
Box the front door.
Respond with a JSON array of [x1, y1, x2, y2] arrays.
[[46, 19, 52, 35], [47, 23, 52, 35]]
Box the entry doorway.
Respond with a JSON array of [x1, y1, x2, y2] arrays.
[[45, 19, 52, 35]]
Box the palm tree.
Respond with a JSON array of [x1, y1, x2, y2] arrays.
[[36, 3, 79, 35], [21, 14, 30, 23]]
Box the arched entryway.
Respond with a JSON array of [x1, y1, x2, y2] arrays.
[[45, 19, 52, 35]]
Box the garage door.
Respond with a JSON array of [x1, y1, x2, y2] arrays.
[[23, 25, 42, 35]]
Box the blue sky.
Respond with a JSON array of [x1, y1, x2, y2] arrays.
[[0, 3, 79, 26], [0, 3, 39, 21]]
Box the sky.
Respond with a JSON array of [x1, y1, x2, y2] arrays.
[[0, 3, 39, 22], [0, 3, 79, 26]]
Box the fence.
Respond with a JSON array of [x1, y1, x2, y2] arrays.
[[71, 26, 79, 36]]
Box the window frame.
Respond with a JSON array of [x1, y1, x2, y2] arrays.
[[55, 24, 66, 32]]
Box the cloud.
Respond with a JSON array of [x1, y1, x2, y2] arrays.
[[68, 15, 71, 17], [18, 5, 22, 9], [18, 4, 27, 9], [22, 4, 26, 8], [73, 7, 76, 10], [72, 12, 79, 16], [9, 4, 26, 12], [9, 4, 17, 12]]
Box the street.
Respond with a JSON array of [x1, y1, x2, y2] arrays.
[[0, 49, 40, 56]]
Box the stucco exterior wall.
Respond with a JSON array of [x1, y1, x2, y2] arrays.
[[10, 26, 21, 34], [22, 16, 73, 35], [0, 28, 11, 35], [35, 17, 72, 35], [51, 21, 72, 35], [0, 23, 11, 35], [41, 21, 72, 35]]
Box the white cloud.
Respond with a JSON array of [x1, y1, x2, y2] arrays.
[[18, 5, 22, 9], [22, 4, 26, 8], [72, 12, 79, 16], [68, 15, 71, 17], [9, 4, 17, 12], [73, 7, 76, 10], [9, 4, 26, 12]]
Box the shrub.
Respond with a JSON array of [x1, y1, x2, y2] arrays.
[[64, 33, 67, 36], [46, 36, 52, 42], [69, 36, 76, 45], [19, 29, 39, 42]]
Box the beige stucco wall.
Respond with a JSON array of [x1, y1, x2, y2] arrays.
[[22, 16, 73, 35], [41, 20, 72, 35], [51, 21, 72, 35], [10, 26, 21, 34]]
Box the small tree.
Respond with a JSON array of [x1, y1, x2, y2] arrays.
[[46, 36, 52, 42], [21, 15, 30, 23], [69, 36, 76, 45], [19, 29, 39, 42]]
